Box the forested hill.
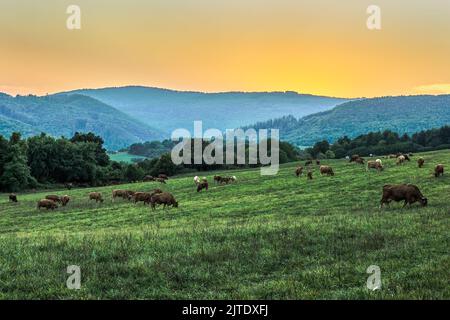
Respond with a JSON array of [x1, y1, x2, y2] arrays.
[[245, 95, 450, 146], [64, 86, 349, 134], [0, 93, 164, 150]]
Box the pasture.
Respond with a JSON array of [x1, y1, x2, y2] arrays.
[[108, 152, 146, 163], [0, 150, 449, 299]]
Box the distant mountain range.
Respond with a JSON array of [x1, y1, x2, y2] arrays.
[[246, 95, 450, 146], [0, 93, 164, 150], [2, 86, 450, 151], [64, 86, 348, 133]]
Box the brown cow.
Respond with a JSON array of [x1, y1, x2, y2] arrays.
[[158, 174, 169, 180], [319, 165, 334, 176], [307, 171, 313, 180], [304, 160, 313, 166], [61, 195, 71, 207], [367, 160, 383, 171], [396, 155, 406, 165], [417, 158, 425, 168], [316, 160, 321, 165], [354, 157, 365, 164], [45, 195, 61, 203], [435, 164, 444, 177], [380, 184, 427, 208], [112, 189, 135, 201], [197, 181, 209, 192], [295, 166, 303, 177], [133, 191, 157, 205], [37, 199, 58, 210], [150, 192, 178, 210], [9, 194, 18, 203], [213, 175, 221, 183], [89, 192, 104, 203], [349, 155, 360, 162]]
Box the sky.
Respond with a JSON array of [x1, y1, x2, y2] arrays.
[[1, 0, 449, 98]]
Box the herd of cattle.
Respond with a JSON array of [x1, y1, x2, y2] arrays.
[[294, 152, 445, 208], [4, 152, 446, 211], [6, 173, 238, 212]]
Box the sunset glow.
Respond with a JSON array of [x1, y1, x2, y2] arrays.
[[1, 0, 450, 97]]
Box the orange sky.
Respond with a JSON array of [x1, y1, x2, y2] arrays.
[[1, 0, 450, 98]]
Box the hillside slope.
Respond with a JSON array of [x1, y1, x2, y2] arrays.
[[247, 95, 450, 146], [0, 150, 448, 299], [0, 93, 164, 150], [65, 86, 349, 134]]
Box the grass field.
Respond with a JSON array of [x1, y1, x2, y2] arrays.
[[108, 152, 146, 163], [0, 150, 449, 299]]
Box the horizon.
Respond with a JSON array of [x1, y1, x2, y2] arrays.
[[1, 0, 450, 98], [1, 84, 450, 100]]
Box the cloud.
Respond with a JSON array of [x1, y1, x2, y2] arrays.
[[414, 84, 450, 95]]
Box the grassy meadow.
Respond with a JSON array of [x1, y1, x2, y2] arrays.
[[108, 152, 147, 163], [0, 150, 449, 299]]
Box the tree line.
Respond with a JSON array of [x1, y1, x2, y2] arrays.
[[306, 125, 450, 159], [0, 132, 300, 192]]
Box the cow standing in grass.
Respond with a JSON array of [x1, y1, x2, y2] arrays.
[[319, 165, 334, 176], [295, 166, 303, 177], [435, 164, 444, 177], [9, 194, 18, 203], [89, 192, 104, 203], [380, 184, 427, 208], [37, 199, 58, 210], [112, 189, 135, 201], [150, 192, 178, 210], [367, 160, 383, 171], [418, 158, 425, 168], [61, 195, 71, 207]]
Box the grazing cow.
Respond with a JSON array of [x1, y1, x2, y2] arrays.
[[307, 171, 313, 180], [319, 165, 334, 176], [213, 175, 222, 184], [316, 160, 321, 165], [37, 199, 58, 210], [417, 158, 425, 168], [132, 192, 154, 205], [435, 164, 444, 177], [8, 194, 18, 203], [61, 195, 71, 207], [112, 189, 135, 201], [376, 159, 382, 166], [158, 174, 169, 180], [197, 181, 209, 192], [89, 192, 104, 203], [349, 155, 360, 162], [45, 195, 61, 203], [220, 176, 235, 184], [295, 166, 303, 177], [367, 160, 383, 171], [156, 177, 167, 184], [150, 192, 178, 210], [304, 160, 312, 166], [380, 184, 427, 208], [388, 154, 397, 159], [354, 157, 365, 164], [143, 175, 155, 182], [396, 155, 406, 165]]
